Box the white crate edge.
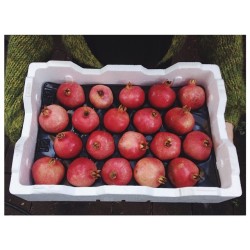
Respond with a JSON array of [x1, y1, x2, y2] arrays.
[[9, 61, 242, 203]]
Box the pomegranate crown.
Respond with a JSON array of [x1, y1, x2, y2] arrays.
[[163, 80, 172, 86], [82, 106, 91, 116], [41, 106, 51, 116], [118, 104, 127, 112], [188, 79, 197, 85], [182, 105, 192, 113], [126, 82, 133, 89]]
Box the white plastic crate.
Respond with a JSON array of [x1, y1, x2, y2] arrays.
[[9, 61, 242, 203]]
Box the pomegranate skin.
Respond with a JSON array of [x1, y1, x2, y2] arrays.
[[183, 131, 213, 161], [86, 130, 115, 160], [56, 82, 85, 108], [168, 157, 200, 187], [32, 157, 65, 185], [119, 83, 145, 109], [54, 131, 83, 159], [38, 104, 69, 133], [89, 85, 113, 109], [103, 106, 130, 133], [118, 131, 148, 160], [72, 106, 100, 133], [150, 132, 181, 161], [164, 106, 195, 135], [148, 81, 176, 109], [133, 108, 162, 134], [101, 158, 133, 185], [134, 157, 167, 187], [67, 157, 100, 187], [178, 80, 206, 110]]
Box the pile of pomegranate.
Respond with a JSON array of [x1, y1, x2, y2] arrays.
[[32, 79, 214, 188]]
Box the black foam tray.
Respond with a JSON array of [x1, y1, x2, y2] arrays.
[[34, 82, 221, 188]]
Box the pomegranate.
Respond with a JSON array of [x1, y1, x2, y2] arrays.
[[118, 131, 148, 160], [89, 84, 113, 109], [150, 132, 181, 161], [32, 156, 65, 184], [119, 83, 145, 109], [178, 79, 206, 110], [67, 157, 100, 187], [133, 108, 162, 134], [164, 106, 195, 135], [54, 131, 83, 159], [134, 157, 167, 187], [72, 105, 100, 133], [101, 158, 133, 185], [103, 105, 130, 133], [148, 80, 176, 109], [86, 130, 115, 160], [38, 104, 69, 133], [167, 157, 200, 187], [183, 130, 213, 161], [56, 82, 85, 108]]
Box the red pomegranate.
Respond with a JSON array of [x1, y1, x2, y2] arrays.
[[38, 104, 69, 133], [101, 158, 133, 185], [32, 156, 65, 184], [164, 106, 195, 135], [150, 132, 181, 161], [86, 130, 115, 160], [89, 84, 113, 109], [56, 82, 85, 108], [103, 105, 130, 133], [118, 131, 148, 160], [119, 83, 145, 109], [134, 157, 167, 187], [148, 80, 176, 109], [167, 157, 200, 187], [133, 108, 162, 134], [178, 79, 206, 110], [183, 130, 213, 161], [67, 157, 100, 187], [72, 105, 100, 133], [54, 131, 83, 159]]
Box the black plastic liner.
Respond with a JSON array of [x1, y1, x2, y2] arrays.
[[34, 82, 221, 188]]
